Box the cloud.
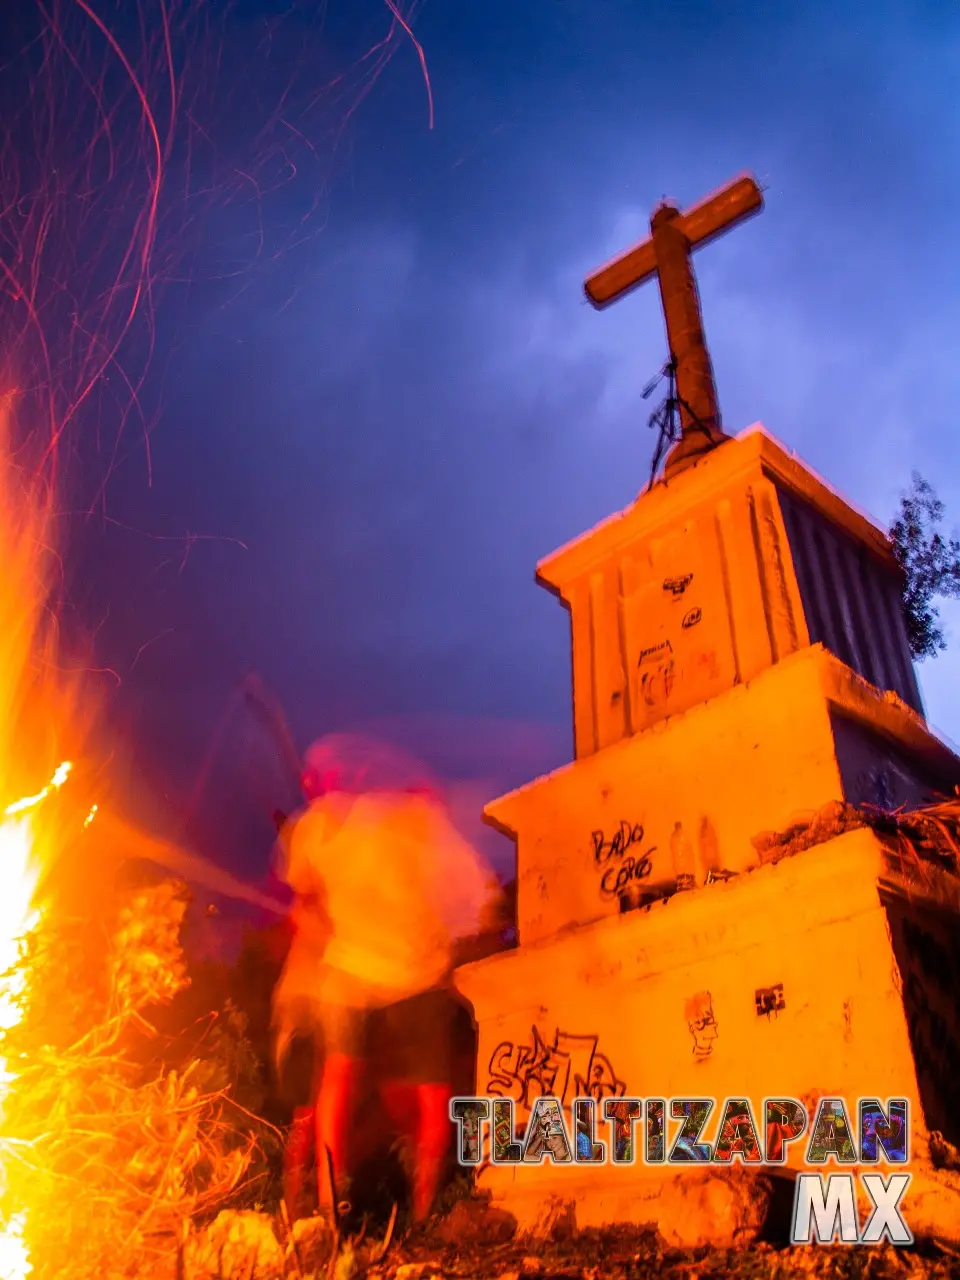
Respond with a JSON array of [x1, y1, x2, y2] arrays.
[[72, 0, 960, 881]]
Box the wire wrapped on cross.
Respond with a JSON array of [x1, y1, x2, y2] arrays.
[[642, 356, 716, 491]]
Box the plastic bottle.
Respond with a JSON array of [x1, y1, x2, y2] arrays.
[[670, 820, 695, 891]]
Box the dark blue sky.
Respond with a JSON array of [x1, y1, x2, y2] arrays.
[[9, 0, 960, 883]]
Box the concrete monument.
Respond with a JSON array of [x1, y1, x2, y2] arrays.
[[455, 175, 960, 1246]]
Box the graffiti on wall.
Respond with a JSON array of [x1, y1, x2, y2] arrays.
[[625, 546, 732, 724], [591, 820, 657, 899], [639, 653, 677, 709], [637, 648, 721, 708], [635, 627, 721, 714], [636, 633, 678, 711], [485, 1025, 627, 1120], [685, 991, 719, 1059]]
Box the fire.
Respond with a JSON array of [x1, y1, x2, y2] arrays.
[[0, 400, 81, 1280], [0, 412, 274, 1275], [0, 763, 72, 1280]]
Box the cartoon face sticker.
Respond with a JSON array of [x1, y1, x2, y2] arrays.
[[685, 991, 719, 1059]]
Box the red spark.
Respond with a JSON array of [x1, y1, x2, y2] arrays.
[[0, 0, 431, 674]]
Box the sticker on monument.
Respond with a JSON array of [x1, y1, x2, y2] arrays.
[[755, 983, 785, 1017]]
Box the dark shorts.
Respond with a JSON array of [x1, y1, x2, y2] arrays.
[[321, 986, 458, 1085], [276, 1029, 322, 1110]]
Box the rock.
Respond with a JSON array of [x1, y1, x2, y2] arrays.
[[434, 1196, 518, 1245], [753, 802, 866, 863], [541, 1197, 577, 1241], [930, 1131, 960, 1173], [333, 1241, 358, 1280], [807, 800, 861, 842], [752, 828, 788, 856], [184, 1210, 285, 1279], [290, 1213, 335, 1261], [895, 1165, 960, 1246], [394, 1263, 443, 1280], [656, 1171, 771, 1249]]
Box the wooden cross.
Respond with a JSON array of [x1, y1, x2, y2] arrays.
[[584, 174, 764, 478]]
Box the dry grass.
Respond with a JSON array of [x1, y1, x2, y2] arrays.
[[0, 874, 277, 1280], [753, 793, 960, 874]]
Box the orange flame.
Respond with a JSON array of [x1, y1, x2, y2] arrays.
[[0, 394, 91, 1278], [0, 762, 73, 1279]]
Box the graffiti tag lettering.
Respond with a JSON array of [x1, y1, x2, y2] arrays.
[[591, 821, 657, 900], [600, 853, 653, 898], [592, 821, 644, 866], [485, 1026, 627, 1122], [638, 639, 672, 666], [682, 607, 702, 629], [663, 575, 693, 597]]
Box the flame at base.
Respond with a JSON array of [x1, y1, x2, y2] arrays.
[[0, 1215, 28, 1280], [0, 764, 73, 1280]]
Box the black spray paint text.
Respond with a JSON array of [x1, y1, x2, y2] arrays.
[[592, 822, 657, 898]]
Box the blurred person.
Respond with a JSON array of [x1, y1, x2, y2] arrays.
[[271, 801, 331, 1220], [274, 733, 503, 1225]]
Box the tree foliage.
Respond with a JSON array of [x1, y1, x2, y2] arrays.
[[889, 472, 960, 660]]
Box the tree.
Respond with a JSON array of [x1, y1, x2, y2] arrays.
[[889, 472, 960, 660]]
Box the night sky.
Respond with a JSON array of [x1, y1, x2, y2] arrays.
[[6, 1, 960, 889]]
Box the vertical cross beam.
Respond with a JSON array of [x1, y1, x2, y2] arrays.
[[584, 175, 764, 479], [649, 204, 722, 466]]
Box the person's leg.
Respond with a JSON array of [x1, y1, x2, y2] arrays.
[[284, 1106, 315, 1218], [379, 988, 457, 1224], [276, 1030, 319, 1220], [380, 1078, 417, 1134], [411, 1080, 451, 1223], [315, 1005, 367, 1213]]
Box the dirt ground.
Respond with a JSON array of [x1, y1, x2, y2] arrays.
[[269, 1201, 960, 1280], [352, 1227, 960, 1280]]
